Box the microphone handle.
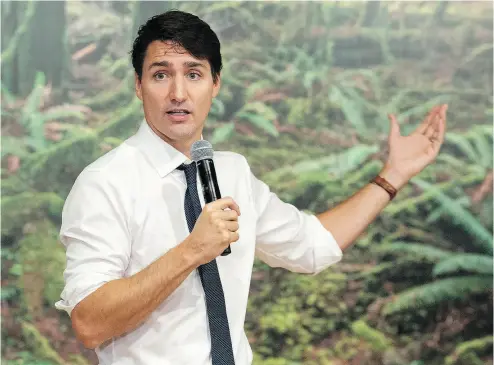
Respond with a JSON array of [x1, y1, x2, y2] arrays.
[[196, 158, 231, 256]]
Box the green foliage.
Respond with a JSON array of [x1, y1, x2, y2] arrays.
[[412, 178, 493, 255], [96, 97, 143, 139], [1, 0, 36, 65], [21, 322, 65, 365], [211, 122, 236, 144], [79, 70, 134, 110], [234, 101, 279, 137], [67, 355, 91, 365], [2, 1, 492, 364], [351, 319, 393, 351], [248, 268, 348, 361], [382, 276, 493, 316], [433, 254, 493, 277], [329, 86, 368, 136], [18, 220, 66, 316], [1, 72, 86, 157], [445, 336, 493, 365], [373, 242, 453, 263], [332, 335, 361, 360], [3, 352, 59, 365], [1, 192, 64, 236], [264, 144, 378, 185], [17, 130, 99, 197], [443, 124, 493, 169]]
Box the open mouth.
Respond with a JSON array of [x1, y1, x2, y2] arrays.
[[166, 109, 191, 116]]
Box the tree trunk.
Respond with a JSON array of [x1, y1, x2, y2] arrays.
[[361, 1, 381, 27], [433, 1, 449, 24], [132, 1, 176, 39], [1, 0, 67, 99]]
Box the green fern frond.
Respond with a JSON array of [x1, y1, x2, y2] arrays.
[[40, 108, 86, 123], [445, 132, 479, 163], [467, 124, 493, 139], [445, 335, 493, 365], [397, 95, 448, 126], [374, 242, 453, 262], [343, 159, 382, 186], [382, 276, 493, 316], [433, 254, 493, 276], [21, 72, 46, 127], [426, 196, 470, 224], [436, 154, 470, 170], [265, 144, 378, 183], [329, 86, 367, 135], [469, 125, 493, 168], [211, 122, 235, 144], [355, 257, 430, 279], [412, 178, 493, 255]]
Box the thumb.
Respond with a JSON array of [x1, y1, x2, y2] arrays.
[[387, 113, 401, 142]]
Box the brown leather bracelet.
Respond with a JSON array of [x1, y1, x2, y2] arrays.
[[371, 175, 397, 200]]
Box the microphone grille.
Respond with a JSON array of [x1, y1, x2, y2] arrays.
[[191, 140, 214, 161]]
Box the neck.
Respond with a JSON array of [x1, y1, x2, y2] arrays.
[[146, 121, 201, 159], [169, 139, 195, 159]]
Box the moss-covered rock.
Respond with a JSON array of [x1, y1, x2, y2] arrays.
[[18, 219, 66, 317]]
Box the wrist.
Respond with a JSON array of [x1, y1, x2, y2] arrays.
[[379, 164, 409, 191], [177, 236, 202, 269]]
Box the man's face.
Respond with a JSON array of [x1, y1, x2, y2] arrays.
[[135, 40, 220, 152]]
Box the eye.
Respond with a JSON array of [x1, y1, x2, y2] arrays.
[[154, 72, 167, 80], [188, 72, 201, 80]]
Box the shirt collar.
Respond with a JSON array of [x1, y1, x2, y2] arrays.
[[131, 120, 190, 178]]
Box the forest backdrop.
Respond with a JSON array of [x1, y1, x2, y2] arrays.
[[1, 1, 493, 365]]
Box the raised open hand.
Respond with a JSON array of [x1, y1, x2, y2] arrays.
[[381, 104, 448, 189]]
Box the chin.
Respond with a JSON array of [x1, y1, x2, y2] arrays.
[[168, 124, 200, 141]]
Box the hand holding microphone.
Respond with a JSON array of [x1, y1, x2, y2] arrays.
[[185, 140, 237, 264]]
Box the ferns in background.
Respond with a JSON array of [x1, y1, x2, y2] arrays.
[[412, 178, 493, 255], [382, 276, 492, 316], [371, 175, 493, 317]]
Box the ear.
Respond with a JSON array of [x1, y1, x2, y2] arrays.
[[212, 74, 221, 98], [135, 72, 143, 100]]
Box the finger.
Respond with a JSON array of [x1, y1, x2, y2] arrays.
[[387, 113, 400, 141], [208, 197, 241, 216], [230, 231, 239, 243], [440, 104, 448, 124], [424, 113, 440, 139], [214, 209, 239, 221], [417, 106, 440, 134], [433, 117, 446, 149], [225, 221, 239, 232]]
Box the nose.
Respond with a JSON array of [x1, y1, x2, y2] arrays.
[[169, 77, 187, 103]]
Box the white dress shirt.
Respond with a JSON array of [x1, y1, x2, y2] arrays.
[[55, 120, 343, 365]]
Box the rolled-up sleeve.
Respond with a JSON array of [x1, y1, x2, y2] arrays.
[[55, 169, 131, 316], [246, 160, 342, 275]]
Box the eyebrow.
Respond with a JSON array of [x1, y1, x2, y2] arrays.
[[148, 61, 207, 70]]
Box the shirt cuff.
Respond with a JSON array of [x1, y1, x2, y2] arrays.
[[308, 214, 343, 275], [54, 274, 115, 317]]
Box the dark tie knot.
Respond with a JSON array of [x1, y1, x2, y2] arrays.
[[178, 162, 197, 186]]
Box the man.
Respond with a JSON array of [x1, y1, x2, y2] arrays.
[[55, 10, 447, 365]]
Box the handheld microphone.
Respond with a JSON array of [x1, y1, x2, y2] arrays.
[[190, 140, 231, 256]]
